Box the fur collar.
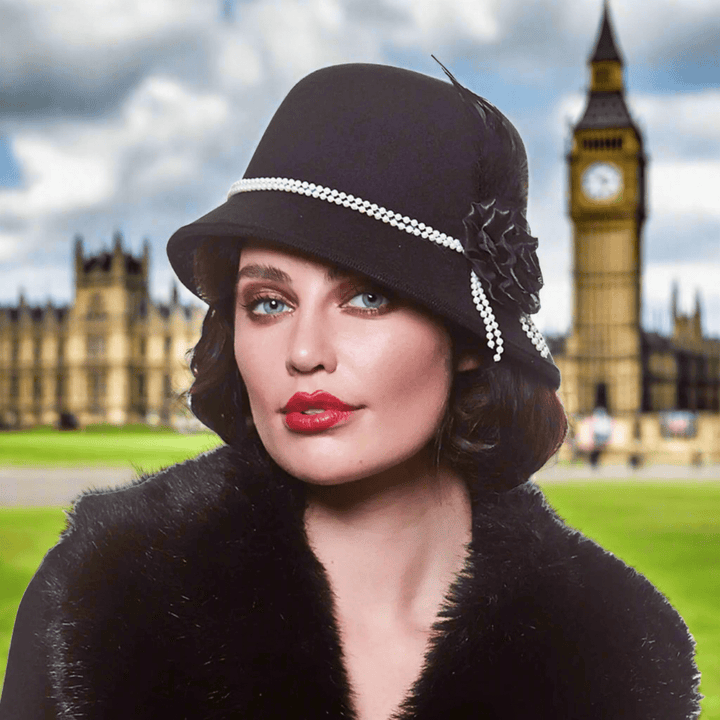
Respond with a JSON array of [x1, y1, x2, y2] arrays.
[[43, 441, 701, 719]]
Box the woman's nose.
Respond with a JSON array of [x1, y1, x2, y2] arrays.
[[285, 309, 337, 375]]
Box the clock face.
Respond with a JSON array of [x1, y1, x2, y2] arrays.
[[581, 162, 623, 201]]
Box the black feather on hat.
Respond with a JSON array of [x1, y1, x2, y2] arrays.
[[167, 62, 560, 389]]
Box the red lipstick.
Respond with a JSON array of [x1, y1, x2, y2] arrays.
[[282, 391, 358, 434]]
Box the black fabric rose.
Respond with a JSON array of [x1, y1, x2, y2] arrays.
[[462, 199, 543, 315]]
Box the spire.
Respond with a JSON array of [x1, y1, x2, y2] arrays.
[[694, 289, 703, 337], [671, 281, 679, 322], [590, 1, 623, 65], [576, 1, 634, 129], [141, 237, 150, 279], [112, 229, 124, 254], [111, 230, 125, 278], [74, 233, 84, 277]]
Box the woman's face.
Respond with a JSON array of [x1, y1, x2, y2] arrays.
[[234, 240, 460, 485]]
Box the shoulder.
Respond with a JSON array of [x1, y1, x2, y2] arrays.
[[45, 445, 237, 574], [60, 438, 280, 550], [478, 481, 701, 717], [17, 440, 310, 714], [41, 439, 300, 607]]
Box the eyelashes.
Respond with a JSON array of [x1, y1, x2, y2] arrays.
[[238, 286, 393, 321]]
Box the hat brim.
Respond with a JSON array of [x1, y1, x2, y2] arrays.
[[167, 189, 560, 389]]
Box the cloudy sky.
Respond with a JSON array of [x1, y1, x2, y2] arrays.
[[0, 0, 718, 335]]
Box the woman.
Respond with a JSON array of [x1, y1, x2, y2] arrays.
[[1, 63, 700, 719]]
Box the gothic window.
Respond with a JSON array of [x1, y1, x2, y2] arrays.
[[594, 382, 608, 411], [88, 371, 107, 412], [33, 375, 42, 401], [164, 374, 172, 398], [33, 339, 42, 363], [87, 335, 106, 358], [164, 336, 172, 355], [582, 136, 622, 151], [139, 338, 146, 357], [10, 374, 18, 398], [87, 293, 107, 320], [136, 372, 146, 398]]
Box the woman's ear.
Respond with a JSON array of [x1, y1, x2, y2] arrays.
[[456, 352, 482, 372]]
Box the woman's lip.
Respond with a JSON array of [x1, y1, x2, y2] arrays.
[[282, 391, 357, 414], [285, 409, 355, 434]]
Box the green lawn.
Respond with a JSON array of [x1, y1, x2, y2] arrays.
[[0, 425, 223, 473], [1, 476, 718, 717]]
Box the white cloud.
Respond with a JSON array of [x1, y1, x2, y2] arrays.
[[632, 91, 720, 156], [388, 0, 501, 47], [0, 135, 117, 216], [6, 0, 204, 48], [649, 160, 720, 221], [0, 76, 229, 220], [0, 232, 21, 263], [215, 35, 265, 88]]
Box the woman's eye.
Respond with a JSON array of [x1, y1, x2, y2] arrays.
[[252, 298, 290, 315], [346, 292, 389, 310]]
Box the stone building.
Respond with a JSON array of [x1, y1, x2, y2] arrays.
[[553, 4, 720, 463], [0, 233, 204, 429]]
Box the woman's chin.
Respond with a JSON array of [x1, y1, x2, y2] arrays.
[[265, 437, 432, 488], [255, 413, 435, 487], [275, 454, 377, 486]]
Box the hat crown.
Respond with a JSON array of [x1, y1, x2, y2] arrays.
[[244, 64, 529, 243]]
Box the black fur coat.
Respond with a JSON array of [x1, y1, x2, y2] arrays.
[[2, 441, 701, 719]]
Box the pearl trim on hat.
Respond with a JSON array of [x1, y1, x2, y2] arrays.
[[520, 315, 550, 358], [228, 176, 548, 364], [470, 271, 503, 363], [228, 177, 466, 252]]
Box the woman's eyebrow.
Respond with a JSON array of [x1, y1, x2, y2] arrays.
[[237, 264, 292, 283], [237, 263, 355, 284]]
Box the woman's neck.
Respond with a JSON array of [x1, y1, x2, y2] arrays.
[[303, 450, 472, 629]]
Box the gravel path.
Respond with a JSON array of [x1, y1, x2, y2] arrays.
[[535, 462, 720, 482], [1, 462, 718, 507], [0, 466, 138, 507]]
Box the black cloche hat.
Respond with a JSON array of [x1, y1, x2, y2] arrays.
[[167, 62, 561, 389]]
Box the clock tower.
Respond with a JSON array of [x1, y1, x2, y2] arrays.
[[563, 1, 647, 416]]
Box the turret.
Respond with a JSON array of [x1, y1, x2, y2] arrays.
[[112, 230, 125, 279], [693, 290, 703, 338], [74, 234, 84, 278], [142, 238, 150, 278]]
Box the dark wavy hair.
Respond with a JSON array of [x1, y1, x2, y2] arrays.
[[187, 239, 567, 492]]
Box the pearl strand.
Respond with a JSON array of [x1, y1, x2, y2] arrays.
[[470, 271, 503, 362], [227, 177, 466, 253], [520, 315, 550, 358]]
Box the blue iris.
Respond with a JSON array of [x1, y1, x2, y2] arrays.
[[347, 292, 388, 309], [254, 298, 289, 315]]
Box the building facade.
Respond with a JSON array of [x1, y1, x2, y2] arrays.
[[554, 3, 720, 462], [0, 233, 204, 429]]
